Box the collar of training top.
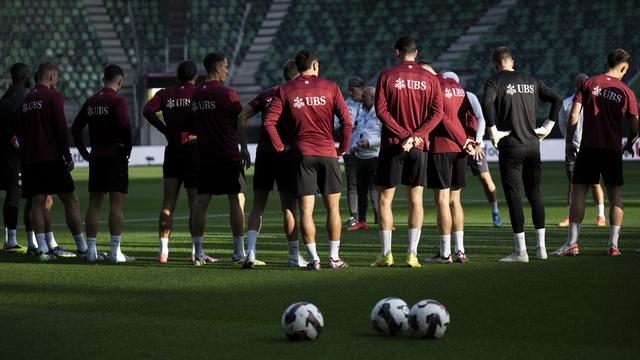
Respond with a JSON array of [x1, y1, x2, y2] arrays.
[[34, 83, 50, 90], [99, 87, 116, 94], [203, 80, 222, 86], [297, 74, 317, 80]]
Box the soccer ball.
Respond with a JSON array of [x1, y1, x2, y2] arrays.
[[370, 297, 410, 336], [408, 299, 450, 339], [281, 302, 324, 341]]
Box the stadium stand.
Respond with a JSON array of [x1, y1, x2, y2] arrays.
[[0, 0, 109, 101], [453, 0, 640, 97], [257, 0, 499, 89]]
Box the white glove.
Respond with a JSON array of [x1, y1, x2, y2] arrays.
[[534, 119, 555, 141], [489, 125, 510, 149]]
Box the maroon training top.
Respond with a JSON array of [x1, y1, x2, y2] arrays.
[[375, 61, 444, 151], [263, 75, 352, 157], [143, 83, 197, 146], [71, 87, 131, 159], [248, 85, 289, 153], [19, 84, 71, 164], [191, 80, 242, 163], [429, 75, 477, 153], [574, 74, 639, 152]]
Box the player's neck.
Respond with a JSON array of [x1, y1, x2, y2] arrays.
[[605, 70, 623, 80], [37, 81, 52, 89], [105, 84, 119, 92], [300, 70, 317, 77]]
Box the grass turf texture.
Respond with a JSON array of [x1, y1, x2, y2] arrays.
[[1, 162, 639, 359]]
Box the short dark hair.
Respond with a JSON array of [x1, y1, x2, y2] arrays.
[[10, 63, 29, 83], [394, 36, 417, 54], [103, 64, 124, 83], [607, 49, 631, 69], [177, 61, 198, 82], [347, 76, 364, 88], [282, 59, 298, 81], [294, 49, 318, 72], [36, 62, 58, 82], [203, 52, 226, 74], [491, 47, 512, 67]]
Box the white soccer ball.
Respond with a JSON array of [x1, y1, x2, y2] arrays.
[[281, 302, 324, 341], [370, 297, 410, 336], [408, 299, 450, 339]]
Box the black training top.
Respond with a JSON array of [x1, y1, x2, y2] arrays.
[[0, 85, 28, 151], [482, 70, 562, 148]]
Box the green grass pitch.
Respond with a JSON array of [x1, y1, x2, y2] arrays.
[[1, 162, 639, 359]]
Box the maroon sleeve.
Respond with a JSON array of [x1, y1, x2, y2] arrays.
[[229, 90, 243, 130], [462, 95, 478, 140], [413, 79, 444, 140], [375, 73, 413, 139], [115, 97, 132, 152], [52, 92, 71, 162], [626, 89, 638, 117], [334, 85, 352, 154], [263, 86, 286, 151], [142, 89, 167, 135], [248, 93, 261, 112], [573, 82, 585, 104], [71, 102, 90, 160]]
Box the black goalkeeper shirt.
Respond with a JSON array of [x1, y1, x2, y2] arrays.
[[482, 70, 562, 148]]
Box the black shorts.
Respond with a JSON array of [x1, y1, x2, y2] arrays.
[[375, 146, 427, 188], [253, 151, 295, 192], [163, 144, 198, 189], [428, 152, 467, 189], [198, 161, 246, 195], [89, 156, 129, 193], [296, 155, 341, 197], [573, 146, 622, 186], [0, 148, 21, 191], [468, 154, 489, 176], [22, 161, 75, 196]]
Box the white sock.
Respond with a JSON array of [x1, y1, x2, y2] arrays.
[[36, 233, 48, 253], [192, 236, 203, 256], [27, 231, 37, 248], [3, 227, 6, 245], [379, 230, 392, 256], [46, 232, 58, 249], [6, 229, 18, 247], [453, 231, 464, 254], [305, 242, 320, 262], [288, 240, 299, 259], [513, 232, 526, 253], [609, 225, 621, 248], [247, 230, 258, 254], [87, 237, 97, 255], [110, 235, 122, 256], [440, 234, 451, 258], [160, 237, 169, 256], [74, 233, 87, 253], [490, 201, 499, 214], [191, 241, 196, 256], [329, 240, 340, 260], [535, 228, 546, 248], [233, 236, 245, 257], [596, 204, 605, 217], [407, 228, 421, 256], [567, 223, 581, 246]]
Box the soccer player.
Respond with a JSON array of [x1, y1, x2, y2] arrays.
[[336, 76, 364, 228], [19, 62, 87, 261], [371, 36, 443, 268], [347, 86, 381, 231], [263, 49, 352, 270], [424, 69, 478, 264], [482, 47, 562, 262], [557, 73, 606, 228], [551, 49, 638, 257], [71, 64, 133, 263], [0, 63, 30, 253], [189, 52, 248, 266], [239, 59, 306, 268], [143, 61, 214, 264]]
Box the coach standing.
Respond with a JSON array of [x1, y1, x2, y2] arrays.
[[264, 49, 352, 270], [482, 47, 562, 263]]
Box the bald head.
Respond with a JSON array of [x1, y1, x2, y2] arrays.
[[575, 73, 588, 91], [362, 86, 375, 110]]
